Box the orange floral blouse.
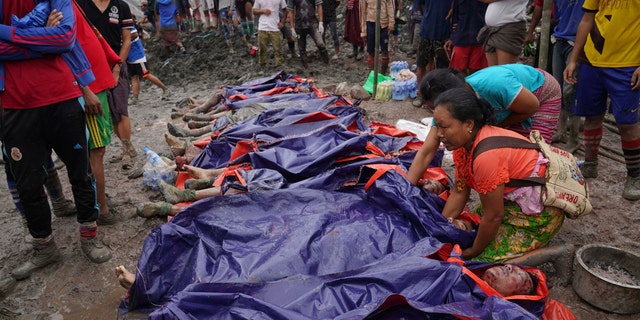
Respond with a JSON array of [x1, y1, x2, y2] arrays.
[[453, 126, 546, 195]]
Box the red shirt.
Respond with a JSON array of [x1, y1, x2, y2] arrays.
[[73, 2, 120, 94], [2, 0, 81, 109]]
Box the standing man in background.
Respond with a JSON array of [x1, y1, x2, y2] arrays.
[[564, 0, 640, 200], [78, 0, 138, 167], [253, 0, 288, 67]]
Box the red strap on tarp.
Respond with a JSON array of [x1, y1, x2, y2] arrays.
[[228, 140, 257, 163], [227, 93, 248, 101], [292, 111, 337, 124], [212, 168, 248, 189], [542, 298, 576, 320], [193, 138, 211, 149], [363, 164, 408, 190], [260, 87, 294, 96], [370, 125, 417, 138]]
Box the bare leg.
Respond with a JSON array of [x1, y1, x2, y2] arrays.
[[114, 116, 136, 158], [167, 122, 212, 138], [131, 75, 140, 103], [90, 147, 108, 215], [183, 165, 224, 179], [115, 265, 135, 290], [145, 74, 167, 91], [164, 132, 190, 156]]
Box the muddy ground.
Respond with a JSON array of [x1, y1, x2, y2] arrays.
[[0, 25, 639, 319]]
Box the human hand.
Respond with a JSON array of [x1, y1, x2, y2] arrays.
[[461, 247, 479, 260], [263, 8, 271, 15], [524, 31, 534, 45], [112, 64, 121, 87], [563, 61, 578, 85], [47, 9, 63, 27], [318, 23, 324, 34], [291, 28, 297, 39], [82, 87, 103, 115], [632, 66, 640, 90]]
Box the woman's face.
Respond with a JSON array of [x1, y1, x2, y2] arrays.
[[432, 105, 475, 151], [482, 264, 534, 297]]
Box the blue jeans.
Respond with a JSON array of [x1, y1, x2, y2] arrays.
[[322, 21, 339, 47]]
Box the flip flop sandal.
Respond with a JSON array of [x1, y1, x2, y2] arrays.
[[109, 154, 124, 163], [127, 166, 145, 180], [121, 157, 134, 170]]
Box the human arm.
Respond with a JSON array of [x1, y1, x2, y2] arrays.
[[407, 129, 440, 185], [317, 2, 323, 24], [441, 182, 471, 222], [288, 0, 295, 28], [253, 0, 271, 16], [563, 12, 594, 85], [386, 0, 394, 34], [112, 6, 133, 85], [360, 0, 367, 39], [280, 7, 288, 29], [11, 1, 51, 28], [461, 185, 505, 259], [0, 0, 78, 54], [497, 88, 539, 128], [525, 3, 543, 45]]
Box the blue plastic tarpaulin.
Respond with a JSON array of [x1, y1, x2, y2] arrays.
[[119, 72, 560, 319]]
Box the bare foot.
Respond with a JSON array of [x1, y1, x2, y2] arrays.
[[183, 165, 223, 179], [115, 265, 135, 290]]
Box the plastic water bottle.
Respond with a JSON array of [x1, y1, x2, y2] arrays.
[[144, 147, 163, 166], [392, 80, 405, 100], [389, 61, 399, 79], [402, 80, 411, 99], [408, 77, 418, 99], [142, 147, 176, 190], [401, 61, 409, 71]]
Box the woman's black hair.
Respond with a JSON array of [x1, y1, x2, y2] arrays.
[[433, 88, 496, 130], [419, 68, 466, 102], [527, 272, 539, 296]]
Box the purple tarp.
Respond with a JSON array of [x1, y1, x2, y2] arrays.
[[119, 72, 546, 319]]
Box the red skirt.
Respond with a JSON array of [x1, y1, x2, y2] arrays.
[[343, 4, 364, 47]]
